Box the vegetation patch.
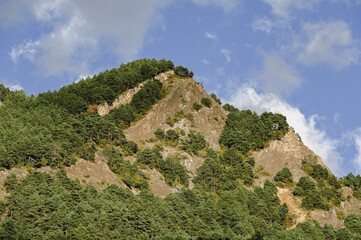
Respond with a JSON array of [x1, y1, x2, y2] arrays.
[[102, 146, 148, 190], [220, 108, 289, 155]]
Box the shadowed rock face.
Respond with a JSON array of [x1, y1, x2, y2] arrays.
[[253, 130, 330, 185]]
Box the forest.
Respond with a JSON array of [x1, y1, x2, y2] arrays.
[[1, 59, 361, 239]]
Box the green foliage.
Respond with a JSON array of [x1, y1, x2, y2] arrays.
[[136, 148, 189, 187], [105, 104, 135, 128], [159, 155, 189, 187], [210, 93, 221, 105], [180, 131, 207, 155], [154, 128, 165, 139], [102, 146, 148, 190], [0, 84, 11, 102], [222, 103, 238, 113], [293, 177, 316, 196], [342, 173, 361, 199], [274, 168, 293, 184], [174, 65, 193, 78], [121, 140, 138, 156], [293, 177, 330, 210], [192, 102, 202, 111], [165, 129, 180, 146], [0, 169, 358, 239], [220, 109, 289, 155], [0, 103, 125, 168], [0, 59, 174, 170], [137, 148, 163, 169], [201, 97, 212, 108], [345, 214, 361, 234], [194, 148, 255, 192], [36, 58, 174, 114], [301, 161, 342, 207], [130, 79, 164, 115]]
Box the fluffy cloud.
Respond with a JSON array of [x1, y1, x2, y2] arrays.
[[252, 17, 274, 33], [192, 0, 240, 12], [332, 0, 361, 5], [3, 0, 173, 76], [228, 86, 343, 176], [205, 32, 217, 40], [349, 128, 361, 174], [251, 53, 302, 95], [295, 21, 359, 68], [1, 82, 24, 91], [221, 49, 232, 63], [263, 0, 320, 18], [10, 40, 40, 64]]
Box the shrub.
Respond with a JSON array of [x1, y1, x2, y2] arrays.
[[154, 128, 165, 139], [210, 93, 221, 105], [121, 141, 138, 156], [193, 102, 202, 111], [201, 97, 212, 108], [136, 148, 162, 169], [180, 131, 207, 155], [165, 130, 180, 146], [274, 168, 293, 184]]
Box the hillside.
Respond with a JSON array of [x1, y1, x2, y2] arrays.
[[1, 59, 361, 239]]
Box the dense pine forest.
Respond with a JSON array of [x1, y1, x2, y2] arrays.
[[1, 59, 361, 239]]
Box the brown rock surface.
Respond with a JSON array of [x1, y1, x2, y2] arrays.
[[65, 158, 127, 191], [142, 168, 177, 198], [277, 187, 307, 228], [253, 130, 330, 185], [309, 187, 361, 229], [125, 76, 227, 151], [97, 70, 174, 116]]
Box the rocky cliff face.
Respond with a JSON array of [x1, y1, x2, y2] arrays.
[[254, 130, 361, 229], [124, 72, 227, 152], [253, 130, 330, 185]]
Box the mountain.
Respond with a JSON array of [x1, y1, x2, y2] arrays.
[[1, 59, 361, 239]]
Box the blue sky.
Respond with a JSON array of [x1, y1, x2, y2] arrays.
[[1, 0, 361, 176]]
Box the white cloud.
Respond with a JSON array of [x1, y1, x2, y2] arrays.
[[228, 85, 343, 176], [251, 53, 302, 95], [1, 82, 24, 91], [332, 0, 361, 5], [263, 0, 320, 18], [295, 21, 359, 68], [192, 0, 240, 12], [334, 113, 341, 124], [221, 48, 232, 63], [5, 0, 173, 76], [10, 40, 40, 64], [351, 128, 361, 173], [205, 32, 217, 40], [252, 17, 274, 33], [8, 84, 24, 91], [202, 59, 210, 64]]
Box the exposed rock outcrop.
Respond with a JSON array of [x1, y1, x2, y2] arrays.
[[125, 76, 227, 151], [253, 130, 330, 185], [65, 158, 127, 191]]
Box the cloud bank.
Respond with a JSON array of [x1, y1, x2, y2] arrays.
[[295, 21, 360, 68], [3, 0, 173, 76]]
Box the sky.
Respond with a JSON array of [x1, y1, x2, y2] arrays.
[[1, 0, 361, 177]]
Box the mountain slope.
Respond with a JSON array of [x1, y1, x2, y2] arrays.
[[2, 59, 361, 238]]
